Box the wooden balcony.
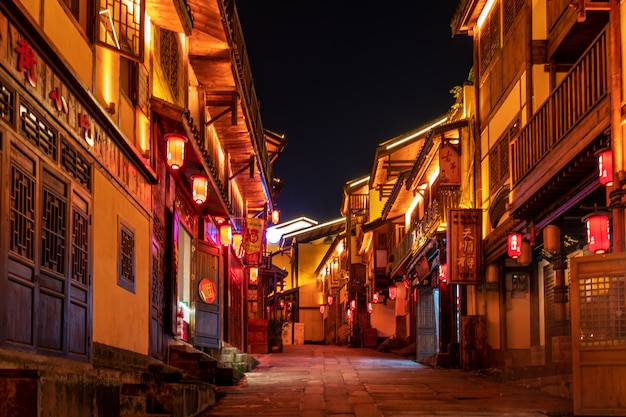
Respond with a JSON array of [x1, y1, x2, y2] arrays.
[[509, 27, 610, 217]]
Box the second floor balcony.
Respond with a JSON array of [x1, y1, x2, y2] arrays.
[[508, 26, 610, 220]]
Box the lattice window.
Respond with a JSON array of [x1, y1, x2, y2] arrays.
[[41, 171, 67, 274], [478, 0, 501, 73], [488, 119, 517, 193], [579, 274, 626, 346], [118, 218, 136, 292], [10, 157, 35, 260], [20, 104, 57, 161], [72, 199, 89, 286], [61, 139, 91, 190], [98, 0, 143, 60], [0, 79, 15, 125], [160, 29, 180, 101], [151, 242, 164, 315]]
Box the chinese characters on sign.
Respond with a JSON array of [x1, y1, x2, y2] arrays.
[[447, 209, 482, 284], [440, 143, 461, 185], [243, 218, 265, 255], [198, 278, 217, 304], [16, 39, 37, 87]]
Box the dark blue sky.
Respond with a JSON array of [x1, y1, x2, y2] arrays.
[[234, 1, 473, 223]]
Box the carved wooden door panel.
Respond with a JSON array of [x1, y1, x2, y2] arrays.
[[2, 139, 90, 361], [571, 253, 626, 416]]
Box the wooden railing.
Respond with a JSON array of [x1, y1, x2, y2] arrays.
[[219, 0, 272, 186], [510, 27, 608, 187]]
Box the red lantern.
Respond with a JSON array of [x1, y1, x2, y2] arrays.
[[350, 299, 356, 310], [388, 285, 397, 300], [507, 233, 523, 259], [584, 212, 611, 254], [372, 292, 379, 303], [327, 295, 333, 305], [367, 302, 373, 314], [165, 133, 186, 169], [192, 176, 208, 204], [598, 149, 613, 186], [271, 209, 280, 224], [319, 305, 325, 314], [438, 264, 448, 284]]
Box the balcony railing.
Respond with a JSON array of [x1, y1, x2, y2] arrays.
[[510, 27, 608, 187], [219, 0, 272, 185]]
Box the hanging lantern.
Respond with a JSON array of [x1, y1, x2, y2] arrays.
[[438, 264, 448, 284], [507, 233, 523, 259], [350, 299, 356, 310], [327, 295, 334, 305], [192, 176, 208, 204], [233, 232, 243, 256], [372, 292, 379, 303], [583, 212, 611, 254], [249, 267, 258, 284], [165, 133, 186, 170], [271, 209, 280, 224], [279, 299, 285, 308], [319, 304, 325, 314], [543, 225, 560, 253], [517, 241, 532, 266], [388, 284, 397, 300], [219, 224, 232, 246], [598, 148, 613, 186], [367, 302, 373, 314], [347, 309, 352, 319]]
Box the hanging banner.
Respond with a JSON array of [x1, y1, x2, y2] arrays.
[[440, 143, 461, 185], [243, 218, 265, 255], [446, 209, 482, 284]]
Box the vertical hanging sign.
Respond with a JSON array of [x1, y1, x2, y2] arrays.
[[243, 218, 265, 255], [447, 209, 482, 284]]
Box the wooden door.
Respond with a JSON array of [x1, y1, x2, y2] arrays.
[[149, 238, 166, 361], [570, 252, 626, 416], [2, 140, 90, 361], [194, 240, 221, 348], [416, 286, 438, 360]]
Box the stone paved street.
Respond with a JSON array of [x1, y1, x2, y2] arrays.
[[200, 344, 574, 417]]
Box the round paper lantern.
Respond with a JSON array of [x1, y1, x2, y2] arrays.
[[584, 212, 611, 254]]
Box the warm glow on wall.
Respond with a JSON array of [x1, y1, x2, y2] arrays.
[[192, 176, 208, 204], [405, 189, 424, 227], [139, 114, 149, 158], [166, 134, 186, 169]]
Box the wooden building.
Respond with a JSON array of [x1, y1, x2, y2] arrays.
[[0, 0, 282, 415]]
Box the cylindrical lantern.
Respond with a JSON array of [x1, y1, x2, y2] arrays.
[[543, 225, 560, 253], [327, 295, 333, 305], [233, 232, 243, 256], [486, 264, 499, 284], [319, 305, 325, 314], [192, 176, 208, 204], [372, 292, 379, 303], [507, 233, 523, 259], [219, 224, 232, 246], [271, 209, 280, 224], [517, 241, 532, 266], [367, 302, 373, 314], [279, 299, 285, 308], [598, 149, 613, 186], [350, 299, 356, 310], [388, 284, 397, 300], [249, 267, 258, 284], [165, 133, 186, 169], [583, 212, 611, 254]]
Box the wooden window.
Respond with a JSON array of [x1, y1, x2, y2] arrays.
[[98, 0, 144, 60], [41, 170, 68, 275], [59, 0, 93, 36], [479, 0, 501, 73], [61, 138, 91, 190], [489, 119, 518, 193], [9, 148, 36, 260], [0, 79, 15, 125], [118, 217, 136, 293], [160, 29, 180, 101], [19, 104, 57, 161]]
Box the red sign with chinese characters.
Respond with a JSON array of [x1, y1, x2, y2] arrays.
[[446, 209, 482, 284]]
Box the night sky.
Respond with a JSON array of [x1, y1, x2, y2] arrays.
[[234, 1, 473, 223]]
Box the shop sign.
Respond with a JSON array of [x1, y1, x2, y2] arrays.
[[447, 209, 482, 284], [198, 278, 217, 304], [243, 218, 265, 255]]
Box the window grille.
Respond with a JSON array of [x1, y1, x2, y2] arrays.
[[0, 79, 15, 125], [98, 0, 143, 60], [61, 138, 91, 190], [20, 104, 57, 161], [160, 29, 180, 101], [41, 171, 67, 274], [118, 218, 136, 292], [579, 274, 626, 347], [10, 157, 35, 260], [72, 202, 89, 286]]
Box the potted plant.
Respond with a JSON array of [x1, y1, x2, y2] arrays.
[[268, 317, 287, 353]]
